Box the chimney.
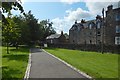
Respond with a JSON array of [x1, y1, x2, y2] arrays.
[[107, 5, 113, 11], [96, 15, 102, 20], [61, 31, 63, 35], [75, 20, 77, 24], [81, 19, 86, 23]]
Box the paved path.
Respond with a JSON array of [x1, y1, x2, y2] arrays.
[[29, 48, 88, 78]]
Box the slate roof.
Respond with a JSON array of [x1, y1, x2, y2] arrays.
[[70, 19, 97, 31], [46, 34, 61, 39], [70, 23, 83, 30]]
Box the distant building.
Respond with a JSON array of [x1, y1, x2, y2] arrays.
[[69, 5, 120, 46], [46, 31, 67, 44]]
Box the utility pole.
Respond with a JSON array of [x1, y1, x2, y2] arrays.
[[101, 8, 104, 54]]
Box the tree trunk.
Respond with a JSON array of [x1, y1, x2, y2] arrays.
[[7, 42, 9, 54]]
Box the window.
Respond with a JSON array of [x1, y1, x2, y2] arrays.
[[97, 23, 101, 29], [89, 24, 92, 29], [98, 40, 101, 44], [73, 40, 74, 43], [90, 32, 92, 35], [51, 39, 53, 44], [78, 27, 80, 31], [115, 37, 120, 45], [116, 14, 120, 21], [97, 31, 101, 36], [116, 25, 120, 33], [90, 40, 92, 44]]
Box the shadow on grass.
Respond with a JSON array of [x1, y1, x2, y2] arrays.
[[3, 54, 28, 62], [2, 66, 23, 79], [9, 47, 29, 53]]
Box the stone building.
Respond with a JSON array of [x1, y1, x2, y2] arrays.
[[69, 16, 103, 45], [104, 5, 120, 45], [46, 31, 67, 44], [69, 5, 120, 46]]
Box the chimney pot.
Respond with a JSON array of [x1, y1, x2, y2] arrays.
[[107, 5, 113, 11]]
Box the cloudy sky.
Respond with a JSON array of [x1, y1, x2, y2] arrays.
[[14, 0, 119, 34]]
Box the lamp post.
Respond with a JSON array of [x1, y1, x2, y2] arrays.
[[101, 8, 104, 54]]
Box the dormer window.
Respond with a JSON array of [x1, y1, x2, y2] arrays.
[[89, 22, 95, 29], [97, 22, 101, 29], [89, 24, 92, 29]]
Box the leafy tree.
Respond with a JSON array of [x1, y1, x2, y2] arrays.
[[24, 11, 40, 45], [39, 20, 56, 41], [1, 0, 24, 54], [2, 17, 20, 53], [2, 10, 56, 49], [1, 1, 24, 24], [9, 13, 56, 46], [12, 15, 27, 45]]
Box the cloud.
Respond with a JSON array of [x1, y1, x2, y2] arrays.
[[60, 0, 81, 4], [52, 8, 92, 33], [51, 18, 64, 33], [65, 8, 92, 21], [60, 0, 120, 4], [52, 1, 119, 34], [86, 2, 118, 16]]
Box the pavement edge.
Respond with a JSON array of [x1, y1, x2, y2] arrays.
[[24, 49, 31, 80], [42, 49, 92, 79]]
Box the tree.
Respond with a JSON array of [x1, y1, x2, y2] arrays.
[[2, 9, 56, 48], [2, 17, 20, 53], [9, 12, 56, 46], [24, 11, 40, 45], [1, 1, 25, 24], [1, 0, 24, 54], [12, 15, 27, 45], [39, 20, 56, 41]]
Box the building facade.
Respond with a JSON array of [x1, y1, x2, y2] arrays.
[[104, 5, 120, 45], [69, 5, 120, 46], [46, 31, 67, 44], [69, 16, 103, 45]]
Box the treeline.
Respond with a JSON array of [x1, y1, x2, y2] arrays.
[[2, 11, 56, 47]]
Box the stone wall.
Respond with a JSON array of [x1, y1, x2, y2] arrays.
[[47, 43, 120, 54]]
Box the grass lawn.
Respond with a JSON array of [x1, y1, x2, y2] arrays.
[[45, 48, 118, 78], [2, 46, 29, 79]]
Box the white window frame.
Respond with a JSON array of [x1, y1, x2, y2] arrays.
[[115, 37, 120, 45]]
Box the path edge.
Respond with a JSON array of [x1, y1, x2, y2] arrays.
[[42, 49, 92, 79], [24, 49, 31, 80]]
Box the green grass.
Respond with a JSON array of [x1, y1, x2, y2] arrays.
[[2, 46, 29, 79], [45, 48, 118, 78]]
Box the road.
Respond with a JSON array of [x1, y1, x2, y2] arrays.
[[29, 48, 89, 79]]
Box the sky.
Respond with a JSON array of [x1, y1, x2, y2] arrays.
[[12, 0, 120, 34]]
